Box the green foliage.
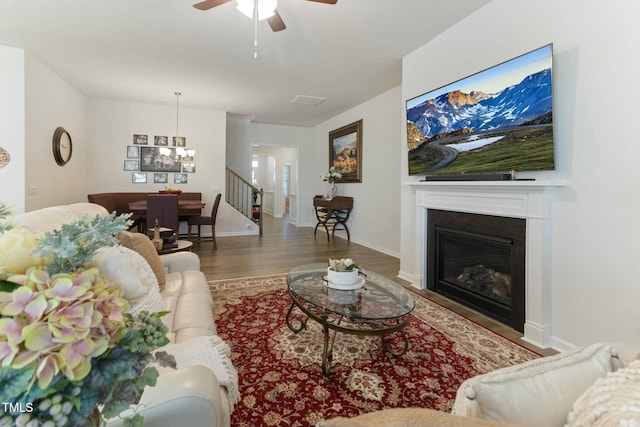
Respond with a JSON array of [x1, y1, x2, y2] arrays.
[[0, 366, 34, 402], [155, 350, 177, 369], [408, 125, 555, 175], [1, 311, 175, 426], [0, 280, 20, 293], [123, 414, 145, 427], [33, 211, 132, 274], [0, 202, 12, 232]]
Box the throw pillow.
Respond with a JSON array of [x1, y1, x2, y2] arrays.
[[565, 359, 640, 427], [452, 343, 620, 427], [117, 231, 167, 291], [93, 245, 164, 315], [316, 408, 523, 427], [92, 246, 150, 300]]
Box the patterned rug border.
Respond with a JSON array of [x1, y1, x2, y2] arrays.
[[207, 272, 540, 365], [208, 273, 541, 426], [401, 282, 543, 358]]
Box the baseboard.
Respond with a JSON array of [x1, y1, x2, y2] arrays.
[[215, 230, 259, 237], [349, 237, 400, 259], [397, 270, 419, 287]]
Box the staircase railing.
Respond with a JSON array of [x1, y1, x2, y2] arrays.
[[225, 167, 263, 235]]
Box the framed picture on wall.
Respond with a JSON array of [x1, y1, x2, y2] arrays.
[[139, 147, 181, 172], [154, 135, 169, 146], [173, 136, 186, 147], [127, 145, 140, 158], [329, 119, 362, 183], [182, 162, 196, 173], [133, 134, 148, 145], [154, 172, 169, 184], [132, 172, 147, 183], [124, 159, 139, 171], [174, 173, 188, 184]]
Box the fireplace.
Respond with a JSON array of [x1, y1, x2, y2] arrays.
[[410, 180, 565, 348], [427, 210, 525, 331]]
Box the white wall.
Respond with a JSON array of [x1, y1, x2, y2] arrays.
[[312, 86, 402, 257], [24, 54, 88, 211], [3, 52, 259, 235], [85, 98, 253, 235], [87, 98, 226, 194], [226, 113, 252, 180], [0, 46, 25, 212], [401, 0, 640, 349], [0, 48, 87, 213]]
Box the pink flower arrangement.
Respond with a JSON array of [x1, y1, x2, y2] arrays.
[[0, 204, 175, 426], [0, 267, 128, 390]]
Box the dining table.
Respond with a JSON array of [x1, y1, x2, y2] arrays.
[[128, 199, 205, 216]]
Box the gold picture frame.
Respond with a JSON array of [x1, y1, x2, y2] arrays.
[[329, 119, 362, 183]]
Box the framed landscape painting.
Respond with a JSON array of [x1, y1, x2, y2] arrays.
[[329, 119, 362, 183]]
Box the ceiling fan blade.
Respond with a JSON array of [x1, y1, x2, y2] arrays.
[[267, 9, 286, 32], [306, 0, 338, 4], [193, 0, 232, 11]]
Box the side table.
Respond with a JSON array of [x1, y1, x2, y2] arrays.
[[157, 239, 193, 254]]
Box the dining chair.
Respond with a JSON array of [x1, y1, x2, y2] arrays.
[[146, 194, 179, 237], [187, 193, 222, 249]]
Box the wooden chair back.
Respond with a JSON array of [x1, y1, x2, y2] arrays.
[[146, 194, 179, 233]]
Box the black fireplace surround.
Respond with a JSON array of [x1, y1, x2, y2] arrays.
[[427, 210, 526, 332]]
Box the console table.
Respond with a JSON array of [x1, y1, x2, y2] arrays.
[[313, 195, 354, 241]]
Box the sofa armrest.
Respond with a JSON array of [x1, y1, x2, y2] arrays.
[[159, 251, 200, 272], [106, 365, 230, 427], [452, 343, 619, 427]]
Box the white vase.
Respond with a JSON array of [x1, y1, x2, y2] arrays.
[[327, 267, 358, 286], [328, 182, 337, 199]]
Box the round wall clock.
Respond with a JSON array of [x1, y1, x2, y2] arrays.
[[52, 127, 73, 166], [0, 146, 9, 169]]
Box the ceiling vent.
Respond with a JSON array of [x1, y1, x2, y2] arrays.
[[290, 95, 327, 106]]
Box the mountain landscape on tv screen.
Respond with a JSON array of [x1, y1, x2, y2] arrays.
[[407, 66, 555, 176]]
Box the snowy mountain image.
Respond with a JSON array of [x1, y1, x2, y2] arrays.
[[407, 69, 552, 139], [406, 45, 555, 175]]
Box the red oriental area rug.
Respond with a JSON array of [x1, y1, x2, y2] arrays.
[[209, 274, 539, 427]]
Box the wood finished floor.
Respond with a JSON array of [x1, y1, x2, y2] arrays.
[[193, 214, 556, 357]]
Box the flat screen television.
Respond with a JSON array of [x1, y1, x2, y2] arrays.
[[406, 44, 555, 178]]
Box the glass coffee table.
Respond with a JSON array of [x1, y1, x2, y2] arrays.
[[286, 263, 415, 376]]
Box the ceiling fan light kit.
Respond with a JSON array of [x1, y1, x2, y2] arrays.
[[236, 0, 277, 20], [192, 0, 337, 57], [193, 0, 338, 31]]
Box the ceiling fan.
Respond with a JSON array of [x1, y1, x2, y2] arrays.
[[193, 0, 338, 32]]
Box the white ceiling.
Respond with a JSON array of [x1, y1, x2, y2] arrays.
[[0, 0, 490, 127]]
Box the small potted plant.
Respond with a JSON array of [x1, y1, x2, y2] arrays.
[[327, 258, 359, 286]]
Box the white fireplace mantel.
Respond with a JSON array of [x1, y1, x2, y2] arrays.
[[408, 180, 567, 348]]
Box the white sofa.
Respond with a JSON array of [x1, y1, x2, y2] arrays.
[[319, 343, 640, 427], [13, 203, 232, 427]]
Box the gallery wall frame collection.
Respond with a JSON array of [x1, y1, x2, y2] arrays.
[[125, 134, 196, 184]]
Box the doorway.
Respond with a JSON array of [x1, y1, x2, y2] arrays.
[[251, 146, 298, 223], [283, 164, 290, 215]]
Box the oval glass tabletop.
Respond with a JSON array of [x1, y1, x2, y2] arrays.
[[287, 263, 415, 321]]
